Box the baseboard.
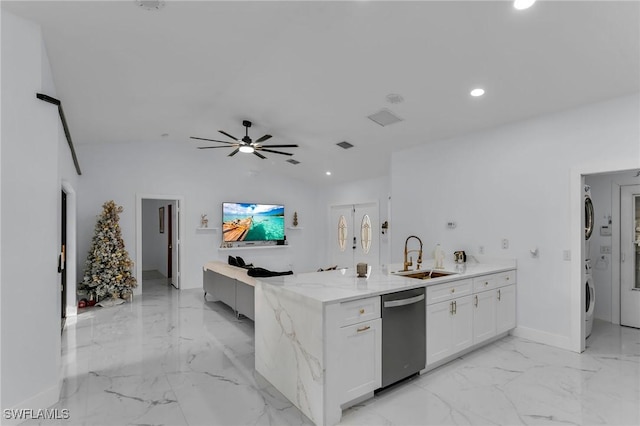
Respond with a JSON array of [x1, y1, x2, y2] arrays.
[[2, 382, 61, 425], [511, 326, 574, 352]]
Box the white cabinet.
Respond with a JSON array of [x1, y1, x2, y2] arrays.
[[427, 295, 472, 365], [335, 296, 381, 405], [472, 290, 497, 344], [427, 269, 517, 367], [338, 318, 382, 404], [496, 284, 516, 334]]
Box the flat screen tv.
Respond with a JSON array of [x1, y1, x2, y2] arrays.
[[222, 202, 285, 243]]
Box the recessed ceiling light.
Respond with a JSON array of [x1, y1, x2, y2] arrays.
[[326, 171, 332, 176], [513, 0, 536, 10], [470, 88, 485, 97]]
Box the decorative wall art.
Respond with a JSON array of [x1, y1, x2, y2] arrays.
[[159, 207, 165, 233]]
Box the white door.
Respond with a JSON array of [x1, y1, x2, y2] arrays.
[[330, 205, 354, 269], [451, 295, 473, 353], [426, 300, 454, 365], [620, 185, 640, 328], [330, 203, 379, 269]]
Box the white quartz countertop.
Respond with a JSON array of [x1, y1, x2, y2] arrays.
[[256, 259, 516, 305]]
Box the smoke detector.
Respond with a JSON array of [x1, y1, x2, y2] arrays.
[[386, 94, 404, 104], [367, 109, 404, 127], [136, 0, 165, 11]]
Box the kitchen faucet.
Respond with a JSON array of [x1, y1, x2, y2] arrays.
[[403, 235, 423, 271]]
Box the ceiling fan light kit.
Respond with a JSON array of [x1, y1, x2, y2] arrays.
[[191, 120, 298, 160]]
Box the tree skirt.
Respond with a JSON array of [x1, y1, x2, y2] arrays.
[[96, 297, 126, 308]]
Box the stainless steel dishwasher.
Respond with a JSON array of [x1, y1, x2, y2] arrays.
[[380, 287, 426, 388]]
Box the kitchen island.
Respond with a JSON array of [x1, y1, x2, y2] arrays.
[[254, 260, 517, 426]]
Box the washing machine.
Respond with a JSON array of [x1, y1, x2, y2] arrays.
[[585, 259, 595, 338]]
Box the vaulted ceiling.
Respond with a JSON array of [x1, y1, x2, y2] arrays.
[[3, 1, 639, 184]]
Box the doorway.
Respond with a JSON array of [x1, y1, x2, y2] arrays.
[[620, 184, 640, 328], [329, 202, 380, 269], [60, 190, 67, 332], [136, 195, 183, 294]]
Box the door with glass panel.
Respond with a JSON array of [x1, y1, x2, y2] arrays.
[[330, 202, 379, 270], [620, 185, 640, 328]]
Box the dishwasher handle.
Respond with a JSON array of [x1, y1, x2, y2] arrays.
[[383, 293, 425, 308]]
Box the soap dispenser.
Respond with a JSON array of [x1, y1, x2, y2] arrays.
[[434, 244, 445, 269]]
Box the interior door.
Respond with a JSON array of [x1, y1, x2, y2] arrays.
[[620, 185, 640, 328], [167, 204, 173, 279], [171, 201, 179, 288], [59, 190, 67, 333]]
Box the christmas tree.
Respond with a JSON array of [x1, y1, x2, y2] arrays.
[[80, 200, 137, 301]]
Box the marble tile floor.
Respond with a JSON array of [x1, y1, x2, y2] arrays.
[[26, 277, 640, 426]]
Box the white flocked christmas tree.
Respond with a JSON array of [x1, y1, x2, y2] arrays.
[[80, 200, 137, 301]]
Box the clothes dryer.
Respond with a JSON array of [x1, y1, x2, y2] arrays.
[[585, 259, 595, 338]]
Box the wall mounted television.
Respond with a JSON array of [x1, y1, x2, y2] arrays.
[[222, 202, 285, 244]]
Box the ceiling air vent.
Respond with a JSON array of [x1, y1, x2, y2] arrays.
[[367, 109, 403, 127], [286, 159, 300, 165], [336, 141, 354, 149]]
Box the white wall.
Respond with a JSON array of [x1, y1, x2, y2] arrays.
[[76, 140, 322, 291], [586, 171, 640, 322], [1, 10, 66, 412], [391, 94, 639, 348]]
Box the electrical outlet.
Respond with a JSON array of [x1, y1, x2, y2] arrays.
[[502, 239, 509, 249], [563, 250, 571, 261], [479, 245, 485, 254], [600, 245, 612, 254]]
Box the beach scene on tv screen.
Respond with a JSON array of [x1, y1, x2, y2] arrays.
[[223, 203, 285, 242]]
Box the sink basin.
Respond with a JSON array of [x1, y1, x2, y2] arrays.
[[392, 270, 458, 279]]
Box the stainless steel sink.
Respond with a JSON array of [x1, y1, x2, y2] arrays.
[[391, 269, 458, 279]]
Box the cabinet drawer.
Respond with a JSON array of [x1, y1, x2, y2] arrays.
[[426, 279, 472, 305], [339, 296, 381, 327], [473, 270, 516, 292]]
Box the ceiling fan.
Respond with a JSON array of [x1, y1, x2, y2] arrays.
[[191, 120, 298, 159]]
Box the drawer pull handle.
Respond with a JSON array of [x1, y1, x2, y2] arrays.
[[359, 308, 365, 314], [506, 276, 510, 281], [484, 282, 488, 286], [450, 288, 455, 293], [357, 325, 371, 333]]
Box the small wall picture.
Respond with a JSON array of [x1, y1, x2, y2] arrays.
[[159, 207, 165, 233]]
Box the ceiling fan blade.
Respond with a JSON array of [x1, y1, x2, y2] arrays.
[[191, 136, 237, 145], [255, 134, 272, 143], [219, 130, 239, 141], [258, 148, 294, 156], [253, 151, 267, 159], [228, 148, 240, 157], [197, 145, 236, 149], [258, 144, 299, 148]]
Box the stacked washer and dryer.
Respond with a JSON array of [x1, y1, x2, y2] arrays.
[[584, 185, 596, 338]]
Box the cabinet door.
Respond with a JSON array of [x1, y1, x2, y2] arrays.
[[426, 300, 454, 365], [473, 291, 496, 344], [338, 318, 382, 404], [496, 284, 516, 334], [451, 295, 473, 353]]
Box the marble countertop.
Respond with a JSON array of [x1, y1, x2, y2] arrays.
[[257, 258, 516, 305]]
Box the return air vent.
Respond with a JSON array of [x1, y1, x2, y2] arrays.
[[367, 109, 403, 127], [286, 159, 300, 165], [336, 141, 354, 149]]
